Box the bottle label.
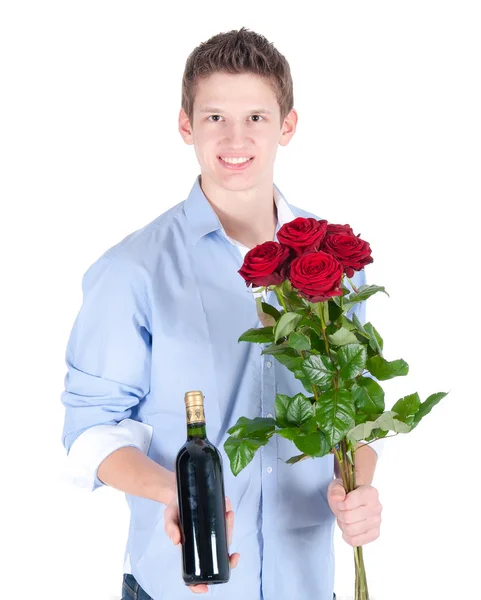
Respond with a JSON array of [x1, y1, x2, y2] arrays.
[[186, 405, 205, 425]]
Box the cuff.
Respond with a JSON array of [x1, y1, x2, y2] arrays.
[[59, 419, 153, 492]]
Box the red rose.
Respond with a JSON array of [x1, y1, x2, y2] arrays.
[[289, 251, 344, 302], [320, 232, 373, 278], [277, 217, 328, 256], [326, 223, 354, 236], [238, 241, 293, 288]]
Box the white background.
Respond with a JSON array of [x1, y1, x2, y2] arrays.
[[1, 1, 479, 599]]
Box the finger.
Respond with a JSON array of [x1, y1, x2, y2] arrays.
[[164, 514, 181, 545], [225, 496, 232, 513], [229, 552, 240, 569], [337, 503, 381, 525], [336, 505, 370, 524], [342, 526, 381, 547], [337, 514, 381, 537], [340, 485, 379, 510], [188, 583, 209, 594], [226, 511, 234, 547], [337, 515, 382, 536]]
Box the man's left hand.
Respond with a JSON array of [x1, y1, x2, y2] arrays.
[[327, 478, 383, 547]]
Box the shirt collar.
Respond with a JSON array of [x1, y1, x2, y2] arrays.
[[184, 174, 298, 247]]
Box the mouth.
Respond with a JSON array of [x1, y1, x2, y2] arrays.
[[218, 156, 255, 171]]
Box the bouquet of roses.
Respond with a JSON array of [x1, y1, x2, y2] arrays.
[[223, 216, 447, 600]]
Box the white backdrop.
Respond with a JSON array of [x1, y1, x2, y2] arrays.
[[1, 1, 479, 599]]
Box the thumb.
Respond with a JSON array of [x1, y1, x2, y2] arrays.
[[164, 504, 181, 545], [167, 521, 182, 546], [328, 478, 346, 508]]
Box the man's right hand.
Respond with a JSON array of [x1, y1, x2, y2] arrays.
[[164, 493, 240, 595]]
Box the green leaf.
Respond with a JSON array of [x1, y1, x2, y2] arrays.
[[366, 356, 409, 380], [224, 436, 268, 476], [376, 412, 412, 433], [277, 427, 330, 457], [286, 394, 315, 427], [352, 313, 370, 338], [297, 317, 322, 334], [315, 389, 355, 447], [364, 323, 383, 354], [285, 453, 311, 464], [338, 344, 368, 381], [227, 416, 276, 440], [261, 344, 305, 370], [238, 326, 274, 343], [288, 331, 311, 351], [275, 393, 314, 428], [273, 352, 304, 371], [346, 410, 411, 445], [327, 327, 360, 346], [281, 282, 306, 309], [301, 354, 336, 388], [351, 377, 385, 413], [293, 369, 316, 394], [274, 311, 303, 342], [274, 394, 291, 428], [366, 427, 389, 441], [345, 285, 389, 309], [255, 297, 276, 327], [352, 315, 384, 354], [391, 393, 421, 426], [303, 329, 325, 354], [292, 431, 331, 457], [412, 392, 448, 429], [354, 411, 382, 426], [328, 300, 343, 323], [261, 342, 292, 355], [299, 415, 319, 434], [260, 301, 282, 321], [341, 315, 357, 332], [276, 426, 299, 441]]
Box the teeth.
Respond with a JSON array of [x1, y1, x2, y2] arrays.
[[221, 157, 251, 164]]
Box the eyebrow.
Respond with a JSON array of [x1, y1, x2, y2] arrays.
[[199, 107, 272, 115]]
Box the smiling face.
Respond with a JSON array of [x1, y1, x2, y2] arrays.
[[179, 71, 297, 193]]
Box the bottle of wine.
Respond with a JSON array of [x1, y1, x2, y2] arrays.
[[175, 390, 230, 586]]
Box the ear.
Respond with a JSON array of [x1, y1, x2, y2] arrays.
[[179, 108, 194, 145], [279, 108, 298, 147]]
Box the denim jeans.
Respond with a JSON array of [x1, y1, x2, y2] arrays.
[[122, 574, 153, 600], [122, 573, 337, 599]]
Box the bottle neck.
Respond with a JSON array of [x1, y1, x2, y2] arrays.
[[187, 422, 207, 440]]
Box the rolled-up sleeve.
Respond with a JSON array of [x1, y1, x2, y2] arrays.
[[60, 252, 153, 490]]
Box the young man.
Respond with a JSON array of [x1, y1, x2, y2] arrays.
[[61, 27, 383, 600]]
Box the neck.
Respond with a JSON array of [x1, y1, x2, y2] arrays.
[[187, 422, 207, 440], [199, 174, 278, 248]]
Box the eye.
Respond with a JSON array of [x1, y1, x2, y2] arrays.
[[207, 115, 223, 122], [250, 115, 264, 122]]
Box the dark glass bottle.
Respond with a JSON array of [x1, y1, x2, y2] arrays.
[[175, 390, 230, 586]]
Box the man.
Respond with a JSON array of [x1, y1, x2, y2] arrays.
[[61, 27, 383, 600]]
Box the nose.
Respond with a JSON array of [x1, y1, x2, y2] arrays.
[[224, 121, 248, 147]]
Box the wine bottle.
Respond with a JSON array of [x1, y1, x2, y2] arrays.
[[175, 390, 230, 586]]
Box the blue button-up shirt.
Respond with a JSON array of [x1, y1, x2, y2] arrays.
[[61, 175, 376, 600]]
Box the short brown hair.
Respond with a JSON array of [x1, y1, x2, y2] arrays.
[[181, 27, 294, 128]]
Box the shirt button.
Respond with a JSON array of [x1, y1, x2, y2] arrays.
[[267, 413, 273, 418], [267, 467, 272, 474], [266, 360, 272, 368]]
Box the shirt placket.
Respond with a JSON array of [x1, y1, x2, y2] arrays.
[[259, 288, 278, 600]]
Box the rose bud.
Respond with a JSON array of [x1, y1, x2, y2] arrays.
[[320, 232, 373, 278], [277, 217, 328, 256], [238, 241, 293, 288], [289, 251, 344, 303]]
